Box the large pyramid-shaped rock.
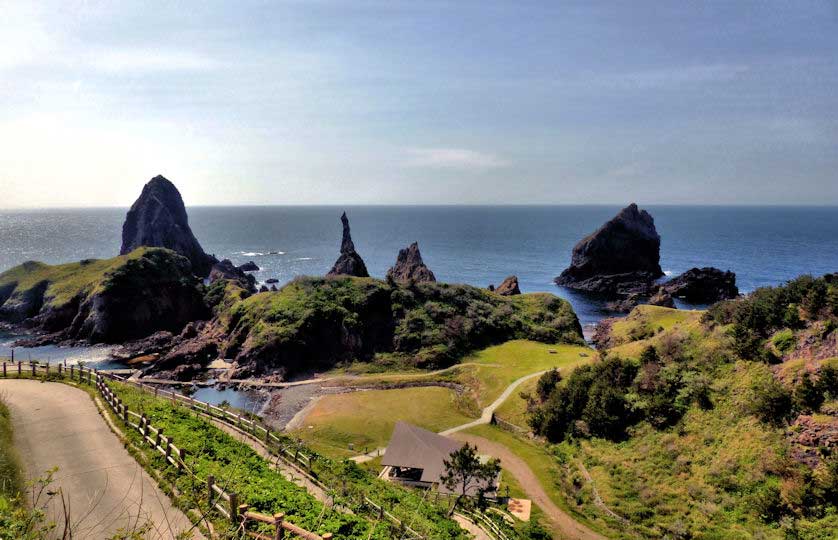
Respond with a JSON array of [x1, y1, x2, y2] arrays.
[[120, 175, 217, 276], [555, 203, 663, 295], [386, 242, 436, 283], [327, 212, 369, 277]]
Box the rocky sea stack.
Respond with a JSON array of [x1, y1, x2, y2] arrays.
[[120, 175, 217, 277], [327, 212, 369, 277], [386, 242, 436, 283], [209, 259, 257, 292], [555, 203, 663, 295], [663, 267, 738, 303]]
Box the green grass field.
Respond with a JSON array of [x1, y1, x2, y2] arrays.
[[458, 340, 595, 407], [291, 386, 476, 457]]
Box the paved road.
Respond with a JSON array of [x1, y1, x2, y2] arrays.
[[452, 433, 606, 540], [0, 379, 201, 539]]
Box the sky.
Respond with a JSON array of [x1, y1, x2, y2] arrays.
[[1, 0, 837, 208]]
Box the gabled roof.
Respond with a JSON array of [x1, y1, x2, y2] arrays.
[[381, 422, 464, 484]]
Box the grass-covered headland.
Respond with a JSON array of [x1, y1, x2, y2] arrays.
[[196, 275, 584, 378], [523, 277, 838, 539]]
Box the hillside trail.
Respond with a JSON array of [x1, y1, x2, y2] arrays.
[[0, 379, 202, 540], [350, 368, 547, 463], [451, 432, 606, 540]]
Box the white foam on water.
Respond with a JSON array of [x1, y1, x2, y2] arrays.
[[663, 270, 673, 276]]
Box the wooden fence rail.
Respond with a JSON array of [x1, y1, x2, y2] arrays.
[[1, 361, 330, 540]]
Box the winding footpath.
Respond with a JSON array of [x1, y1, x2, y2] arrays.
[[0, 379, 201, 540]]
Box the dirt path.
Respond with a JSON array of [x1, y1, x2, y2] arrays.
[[451, 433, 606, 540], [0, 379, 200, 539], [439, 370, 548, 436]]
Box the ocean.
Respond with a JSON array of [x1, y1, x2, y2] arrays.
[[2, 205, 838, 334]]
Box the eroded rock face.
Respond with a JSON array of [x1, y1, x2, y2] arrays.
[[495, 276, 520, 296], [555, 204, 663, 295], [120, 175, 217, 276], [386, 242, 436, 283], [649, 287, 676, 308], [327, 212, 369, 277], [663, 267, 738, 304], [209, 259, 256, 292]]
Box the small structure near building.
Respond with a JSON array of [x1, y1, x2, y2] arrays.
[[381, 422, 499, 496]]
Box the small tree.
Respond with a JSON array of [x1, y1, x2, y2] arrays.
[[441, 443, 500, 516]]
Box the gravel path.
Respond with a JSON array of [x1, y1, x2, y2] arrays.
[[0, 379, 200, 539]]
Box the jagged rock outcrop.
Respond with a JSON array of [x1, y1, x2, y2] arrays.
[[662, 267, 738, 304], [209, 259, 256, 292], [648, 287, 676, 308], [327, 213, 369, 277], [238, 261, 259, 272], [605, 293, 641, 313], [386, 242, 436, 283], [555, 204, 663, 295], [120, 175, 217, 277], [495, 276, 520, 296], [0, 248, 208, 344]]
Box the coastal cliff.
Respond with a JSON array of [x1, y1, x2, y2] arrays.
[[0, 248, 207, 343], [149, 276, 584, 379]]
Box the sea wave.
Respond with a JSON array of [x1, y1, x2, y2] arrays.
[[663, 270, 673, 276], [295, 257, 314, 261], [238, 251, 285, 257]]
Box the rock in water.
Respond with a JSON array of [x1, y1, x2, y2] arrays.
[[327, 212, 369, 277], [663, 267, 738, 304], [555, 203, 663, 295], [386, 242, 436, 283], [120, 175, 217, 276], [209, 259, 256, 292], [495, 275, 520, 296], [648, 287, 676, 308], [238, 261, 259, 272]]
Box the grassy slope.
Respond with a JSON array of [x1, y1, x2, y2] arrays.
[[0, 247, 159, 309], [0, 396, 22, 501], [458, 340, 595, 408], [292, 386, 476, 457]]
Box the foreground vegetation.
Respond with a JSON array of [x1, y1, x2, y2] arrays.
[[108, 380, 469, 540], [524, 278, 838, 539]]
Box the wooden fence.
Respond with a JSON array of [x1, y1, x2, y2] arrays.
[[1, 361, 332, 540]]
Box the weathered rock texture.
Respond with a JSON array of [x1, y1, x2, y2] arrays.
[[327, 212, 369, 277], [386, 242, 436, 283], [662, 267, 738, 304], [555, 203, 663, 295], [238, 261, 259, 272], [648, 287, 676, 308], [495, 276, 521, 296], [120, 175, 217, 276], [209, 259, 256, 292]]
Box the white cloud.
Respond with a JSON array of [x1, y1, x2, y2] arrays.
[[87, 48, 218, 73], [404, 147, 508, 170]]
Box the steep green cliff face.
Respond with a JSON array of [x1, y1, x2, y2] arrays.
[[206, 276, 584, 377], [0, 248, 207, 343]]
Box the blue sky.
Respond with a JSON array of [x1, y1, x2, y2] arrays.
[[1, 1, 837, 207]]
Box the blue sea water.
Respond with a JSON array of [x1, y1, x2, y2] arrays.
[[1, 205, 837, 335]]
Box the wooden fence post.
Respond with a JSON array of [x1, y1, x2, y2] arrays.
[[70, 365, 74, 380], [2, 362, 5, 378], [206, 475, 215, 505], [273, 512, 285, 540], [177, 449, 186, 472], [17, 361, 21, 376], [229, 492, 239, 522], [164, 437, 172, 461], [31, 362, 35, 377], [156, 428, 164, 449], [57, 363, 62, 377], [45, 362, 49, 377]]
